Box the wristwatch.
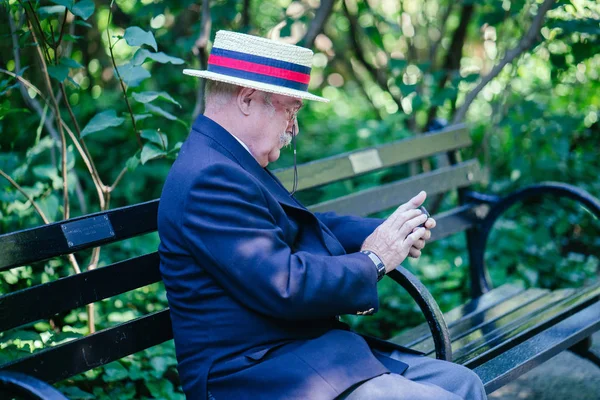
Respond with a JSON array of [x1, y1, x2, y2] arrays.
[[360, 250, 386, 282]]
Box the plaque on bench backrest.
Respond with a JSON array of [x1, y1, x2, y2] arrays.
[[348, 149, 383, 174], [61, 215, 115, 248]]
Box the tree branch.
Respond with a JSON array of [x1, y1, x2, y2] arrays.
[[428, 3, 456, 65], [107, 4, 142, 150], [425, 3, 474, 129], [301, 0, 336, 49], [343, 0, 404, 113], [453, 0, 556, 123], [22, 11, 70, 220], [0, 169, 49, 224], [59, 83, 107, 200], [241, 0, 250, 31], [59, 120, 107, 209], [192, 0, 212, 119], [109, 165, 127, 192], [332, 56, 381, 118]]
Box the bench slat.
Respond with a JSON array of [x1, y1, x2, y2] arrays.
[[428, 204, 488, 242], [308, 160, 485, 216], [474, 300, 600, 394], [0, 310, 173, 384], [389, 284, 524, 347], [0, 201, 159, 272], [451, 289, 575, 361], [0, 253, 161, 332], [458, 282, 600, 367], [410, 288, 551, 354], [436, 289, 574, 357], [274, 124, 470, 191]]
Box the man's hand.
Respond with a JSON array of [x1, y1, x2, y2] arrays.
[[361, 191, 435, 274], [409, 214, 436, 258]]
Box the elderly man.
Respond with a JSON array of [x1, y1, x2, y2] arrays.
[[158, 31, 486, 400]]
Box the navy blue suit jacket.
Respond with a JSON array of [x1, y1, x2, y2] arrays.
[[158, 115, 412, 399]]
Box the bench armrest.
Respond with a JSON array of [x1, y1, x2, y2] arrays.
[[468, 181, 600, 295], [387, 266, 453, 361], [0, 371, 69, 400]]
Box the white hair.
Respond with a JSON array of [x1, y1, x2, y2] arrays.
[[204, 80, 275, 116]]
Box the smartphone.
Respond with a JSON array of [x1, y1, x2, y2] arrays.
[[418, 206, 430, 228]]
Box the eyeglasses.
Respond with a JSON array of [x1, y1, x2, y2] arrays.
[[263, 96, 302, 124], [284, 107, 300, 124]]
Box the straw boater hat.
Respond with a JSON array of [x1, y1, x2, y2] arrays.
[[183, 30, 329, 103]]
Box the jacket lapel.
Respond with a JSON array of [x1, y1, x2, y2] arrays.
[[191, 115, 345, 256], [191, 115, 304, 212]]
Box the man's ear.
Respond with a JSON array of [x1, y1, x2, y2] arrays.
[[237, 87, 257, 116]]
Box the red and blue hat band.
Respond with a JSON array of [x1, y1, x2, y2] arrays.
[[207, 48, 311, 92]]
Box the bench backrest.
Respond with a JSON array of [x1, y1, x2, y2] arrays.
[[0, 124, 486, 383]]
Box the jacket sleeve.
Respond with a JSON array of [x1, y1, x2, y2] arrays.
[[181, 163, 379, 320], [315, 212, 384, 253]]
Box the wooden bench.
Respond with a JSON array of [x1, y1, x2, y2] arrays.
[[1, 124, 599, 398]]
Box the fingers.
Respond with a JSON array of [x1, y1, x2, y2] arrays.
[[393, 191, 427, 214], [385, 208, 423, 231], [412, 239, 426, 250], [397, 213, 428, 240], [425, 217, 436, 229], [409, 247, 422, 258], [404, 227, 426, 249]]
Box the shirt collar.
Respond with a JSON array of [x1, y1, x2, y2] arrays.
[[229, 133, 251, 154]]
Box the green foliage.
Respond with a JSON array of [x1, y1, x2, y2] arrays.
[[81, 110, 125, 137], [123, 26, 158, 51], [1, 0, 599, 397]]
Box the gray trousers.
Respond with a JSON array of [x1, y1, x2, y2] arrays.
[[337, 350, 487, 400]]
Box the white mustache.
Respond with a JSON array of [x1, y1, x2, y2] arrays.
[[280, 131, 293, 147]]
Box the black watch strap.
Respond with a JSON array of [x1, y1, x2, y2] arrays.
[[360, 250, 386, 282]]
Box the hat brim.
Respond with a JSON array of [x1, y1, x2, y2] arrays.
[[183, 69, 329, 103]]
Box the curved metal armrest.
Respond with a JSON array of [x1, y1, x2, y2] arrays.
[[387, 266, 452, 361], [477, 181, 600, 260], [0, 371, 69, 400]]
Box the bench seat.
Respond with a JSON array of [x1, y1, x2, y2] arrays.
[[392, 282, 600, 390]]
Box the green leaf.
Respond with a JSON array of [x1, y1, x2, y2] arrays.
[[123, 27, 157, 51], [116, 63, 151, 87], [74, 20, 92, 28], [141, 129, 168, 149], [48, 331, 82, 345], [145, 103, 177, 121], [140, 143, 167, 164], [71, 0, 95, 20], [50, 0, 75, 8], [126, 154, 140, 172], [47, 65, 70, 82], [2, 330, 41, 342], [132, 91, 181, 107], [102, 361, 129, 382], [37, 194, 60, 221], [133, 113, 152, 122], [462, 73, 480, 83], [81, 110, 125, 137], [150, 355, 169, 378], [62, 33, 82, 42], [131, 48, 184, 65], [60, 57, 83, 69], [168, 142, 183, 158], [38, 5, 67, 19]]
